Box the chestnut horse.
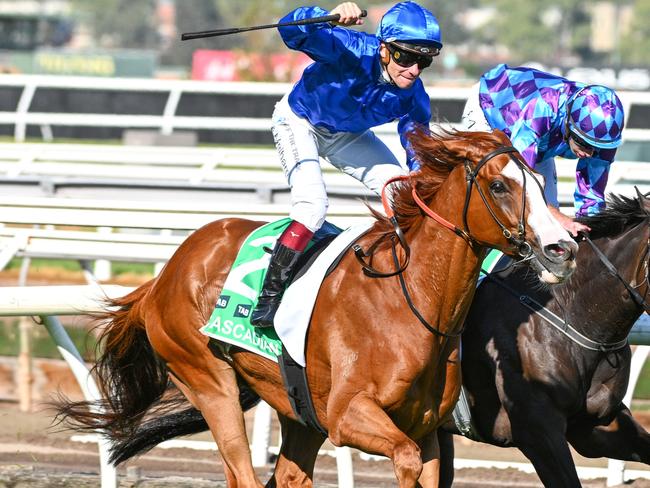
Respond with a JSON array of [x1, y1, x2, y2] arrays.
[[56, 129, 577, 488], [438, 191, 650, 488]]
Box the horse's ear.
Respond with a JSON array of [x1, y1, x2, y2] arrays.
[[492, 129, 510, 144], [487, 129, 515, 150], [635, 186, 650, 214]]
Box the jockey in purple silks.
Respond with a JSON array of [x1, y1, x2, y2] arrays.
[[461, 64, 625, 236]]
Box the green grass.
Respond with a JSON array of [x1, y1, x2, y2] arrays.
[[635, 359, 650, 400], [110, 261, 155, 276], [6, 258, 83, 272]]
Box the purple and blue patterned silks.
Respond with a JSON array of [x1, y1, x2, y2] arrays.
[[478, 64, 620, 216]]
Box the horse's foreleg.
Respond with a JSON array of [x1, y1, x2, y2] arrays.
[[417, 429, 441, 487], [329, 393, 422, 488], [507, 405, 580, 488], [266, 414, 326, 488], [568, 405, 650, 464], [435, 428, 455, 488]]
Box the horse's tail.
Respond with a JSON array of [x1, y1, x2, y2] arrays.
[[54, 279, 175, 448], [110, 386, 260, 464]]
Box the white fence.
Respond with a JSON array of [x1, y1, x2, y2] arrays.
[[0, 73, 649, 206], [1, 74, 650, 146], [0, 142, 648, 207], [0, 74, 472, 143], [0, 142, 372, 202]]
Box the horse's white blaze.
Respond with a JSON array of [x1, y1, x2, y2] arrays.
[[501, 160, 571, 247]]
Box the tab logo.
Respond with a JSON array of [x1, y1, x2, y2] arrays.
[[234, 304, 251, 318], [216, 295, 230, 309]]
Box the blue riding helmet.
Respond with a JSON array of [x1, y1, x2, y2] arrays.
[[376, 1, 443, 54], [567, 85, 624, 150]]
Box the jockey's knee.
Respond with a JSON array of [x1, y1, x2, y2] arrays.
[[290, 196, 329, 232], [288, 168, 328, 231], [365, 163, 407, 194]]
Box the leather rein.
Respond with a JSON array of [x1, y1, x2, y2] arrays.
[[353, 145, 543, 338], [582, 233, 650, 313]]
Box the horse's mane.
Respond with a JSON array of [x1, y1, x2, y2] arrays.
[[576, 193, 649, 239], [370, 126, 511, 233]]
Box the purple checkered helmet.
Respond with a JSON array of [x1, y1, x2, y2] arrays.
[[567, 85, 624, 150]]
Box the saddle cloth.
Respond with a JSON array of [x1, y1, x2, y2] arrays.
[[200, 218, 373, 365]]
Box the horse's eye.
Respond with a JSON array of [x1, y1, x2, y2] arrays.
[[490, 180, 507, 194]]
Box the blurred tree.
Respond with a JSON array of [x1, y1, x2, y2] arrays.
[[69, 0, 228, 66], [70, 0, 495, 71], [70, 0, 159, 48], [417, 0, 477, 45], [620, 0, 650, 65], [163, 0, 224, 66], [477, 0, 590, 65]]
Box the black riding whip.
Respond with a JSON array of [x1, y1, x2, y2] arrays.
[[181, 10, 367, 41]]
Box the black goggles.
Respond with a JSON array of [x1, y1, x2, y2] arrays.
[[569, 132, 596, 153], [386, 43, 437, 70]]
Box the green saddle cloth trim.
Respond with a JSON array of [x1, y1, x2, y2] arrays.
[[480, 248, 504, 277], [200, 218, 293, 362]]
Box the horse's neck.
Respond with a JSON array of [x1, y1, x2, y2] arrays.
[[405, 198, 485, 334], [555, 230, 645, 341]]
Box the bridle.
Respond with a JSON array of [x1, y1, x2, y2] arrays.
[[353, 144, 545, 337], [461, 146, 543, 257], [585, 190, 650, 315], [355, 145, 542, 276]]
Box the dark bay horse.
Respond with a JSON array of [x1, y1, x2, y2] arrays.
[[439, 191, 650, 488], [55, 129, 577, 488]]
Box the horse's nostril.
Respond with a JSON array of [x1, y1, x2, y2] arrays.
[[545, 243, 565, 259], [544, 240, 578, 262]]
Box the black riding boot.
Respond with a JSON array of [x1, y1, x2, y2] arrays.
[[250, 243, 302, 328]]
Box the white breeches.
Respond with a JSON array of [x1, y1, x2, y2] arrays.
[[534, 157, 559, 208], [460, 83, 558, 207], [271, 94, 407, 232], [460, 83, 492, 132]]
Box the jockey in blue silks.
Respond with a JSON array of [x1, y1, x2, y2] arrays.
[[251, 1, 443, 327], [461, 64, 625, 236]]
